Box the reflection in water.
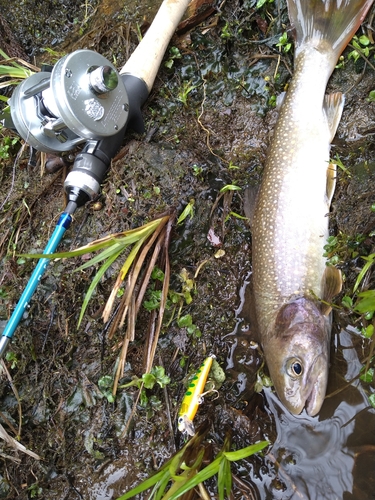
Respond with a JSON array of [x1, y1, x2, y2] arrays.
[[256, 330, 375, 500]]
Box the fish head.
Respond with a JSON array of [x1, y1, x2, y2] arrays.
[[263, 298, 330, 417]]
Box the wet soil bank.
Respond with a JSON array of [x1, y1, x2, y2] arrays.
[[0, 0, 375, 499]]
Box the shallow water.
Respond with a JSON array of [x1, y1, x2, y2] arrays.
[[261, 329, 375, 500], [226, 271, 375, 500]]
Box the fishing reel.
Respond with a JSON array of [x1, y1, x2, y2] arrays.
[[3, 49, 148, 213], [9, 49, 130, 153]]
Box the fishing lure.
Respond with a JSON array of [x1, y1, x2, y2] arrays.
[[178, 354, 216, 436]]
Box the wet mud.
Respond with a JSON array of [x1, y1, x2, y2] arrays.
[[0, 0, 375, 499]]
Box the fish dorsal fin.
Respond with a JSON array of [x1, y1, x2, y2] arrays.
[[243, 185, 259, 228], [320, 265, 342, 315], [326, 162, 337, 205], [324, 92, 345, 143]]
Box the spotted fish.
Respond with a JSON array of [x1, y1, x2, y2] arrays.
[[250, 0, 373, 416]]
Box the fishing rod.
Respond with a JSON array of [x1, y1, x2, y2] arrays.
[[0, 0, 191, 358]]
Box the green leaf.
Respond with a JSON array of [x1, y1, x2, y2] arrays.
[[177, 200, 195, 225], [98, 375, 113, 390], [223, 440, 269, 461], [218, 457, 232, 500], [75, 241, 125, 271], [117, 466, 171, 499], [354, 290, 375, 315], [361, 324, 374, 338], [142, 373, 156, 389], [167, 456, 222, 500], [342, 295, 353, 308], [219, 184, 241, 193], [353, 253, 375, 293], [151, 266, 165, 281], [151, 366, 171, 388], [368, 394, 375, 408], [144, 290, 162, 311], [360, 367, 374, 383], [177, 314, 193, 328], [77, 245, 124, 328], [358, 35, 370, 46]]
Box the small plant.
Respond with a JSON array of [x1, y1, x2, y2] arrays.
[[337, 34, 374, 68], [256, 0, 274, 8], [119, 365, 171, 392], [348, 35, 372, 63], [177, 80, 197, 107], [0, 124, 19, 160], [177, 313, 202, 338], [323, 232, 365, 266], [0, 48, 37, 90], [177, 199, 194, 224], [118, 365, 170, 411], [276, 32, 292, 53], [219, 184, 241, 194], [221, 22, 233, 40], [5, 351, 18, 369], [165, 46, 182, 69], [117, 422, 269, 500], [28, 483, 42, 498]]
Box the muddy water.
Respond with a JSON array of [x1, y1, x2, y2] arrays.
[[0, 0, 374, 499]]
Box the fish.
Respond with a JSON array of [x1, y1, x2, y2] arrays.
[[249, 0, 373, 416], [178, 354, 216, 436]]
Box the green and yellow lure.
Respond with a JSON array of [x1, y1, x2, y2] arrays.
[[178, 354, 216, 436]]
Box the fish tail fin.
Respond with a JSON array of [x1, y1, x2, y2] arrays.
[[287, 0, 373, 61]]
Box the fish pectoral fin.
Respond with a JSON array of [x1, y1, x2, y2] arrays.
[[276, 91, 286, 110], [324, 92, 345, 143], [320, 265, 342, 315], [243, 185, 259, 227], [326, 162, 337, 205]]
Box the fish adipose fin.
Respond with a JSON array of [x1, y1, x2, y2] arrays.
[[320, 265, 342, 315], [287, 0, 374, 64]]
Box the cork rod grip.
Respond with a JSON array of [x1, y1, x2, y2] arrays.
[[120, 0, 191, 93]]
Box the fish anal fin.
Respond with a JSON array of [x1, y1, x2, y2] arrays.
[[320, 265, 342, 315], [324, 92, 345, 143], [326, 162, 337, 205]]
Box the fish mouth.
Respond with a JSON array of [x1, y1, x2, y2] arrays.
[[305, 383, 320, 416], [303, 357, 328, 416]]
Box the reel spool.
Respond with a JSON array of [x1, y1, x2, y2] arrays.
[[9, 50, 130, 154]]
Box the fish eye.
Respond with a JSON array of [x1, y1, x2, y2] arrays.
[[286, 358, 303, 378]]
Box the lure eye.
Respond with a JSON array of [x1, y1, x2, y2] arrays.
[[286, 358, 303, 378]]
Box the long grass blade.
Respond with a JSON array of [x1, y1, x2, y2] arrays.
[[167, 456, 222, 500], [117, 466, 171, 500], [144, 220, 172, 374], [117, 221, 168, 326], [102, 237, 145, 323], [21, 218, 166, 261], [75, 241, 126, 271], [77, 246, 124, 328], [223, 440, 269, 461]]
